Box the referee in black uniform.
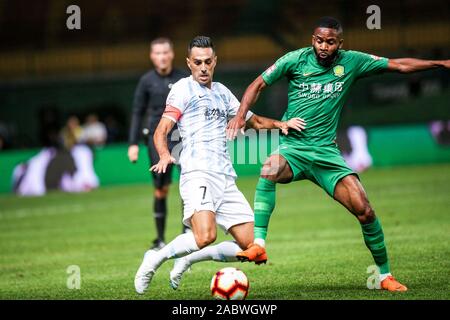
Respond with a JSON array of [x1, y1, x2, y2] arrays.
[[128, 37, 188, 250]]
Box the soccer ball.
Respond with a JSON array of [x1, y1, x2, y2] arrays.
[[210, 267, 249, 300]]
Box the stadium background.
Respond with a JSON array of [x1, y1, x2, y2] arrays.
[[0, 0, 449, 300]]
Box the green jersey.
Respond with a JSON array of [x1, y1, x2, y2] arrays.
[[262, 47, 388, 146]]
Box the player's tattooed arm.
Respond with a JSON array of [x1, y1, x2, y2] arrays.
[[226, 75, 267, 140], [150, 117, 176, 174], [246, 115, 306, 135], [387, 58, 450, 73]]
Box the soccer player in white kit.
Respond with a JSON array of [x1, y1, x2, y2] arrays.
[[134, 36, 306, 294]]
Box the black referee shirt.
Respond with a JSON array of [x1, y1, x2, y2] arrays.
[[128, 68, 187, 145]]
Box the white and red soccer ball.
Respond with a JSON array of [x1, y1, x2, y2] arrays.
[[210, 267, 249, 300]]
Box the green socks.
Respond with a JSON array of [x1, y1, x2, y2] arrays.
[[361, 218, 390, 274], [253, 178, 276, 240]]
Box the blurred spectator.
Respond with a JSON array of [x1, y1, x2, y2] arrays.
[[79, 113, 107, 146], [60, 144, 100, 192], [430, 120, 450, 146], [60, 116, 83, 150], [12, 144, 100, 196], [339, 126, 373, 173], [13, 149, 55, 196], [13, 114, 102, 196]]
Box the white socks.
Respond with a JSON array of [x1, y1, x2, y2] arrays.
[[183, 241, 242, 264], [155, 231, 200, 266], [379, 272, 392, 281], [254, 238, 266, 248]]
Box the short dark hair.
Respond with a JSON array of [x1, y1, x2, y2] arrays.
[[315, 16, 343, 34], [188, 36, 215, 55], [150, 37, 173, 51]]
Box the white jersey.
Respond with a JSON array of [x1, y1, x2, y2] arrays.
[[162, 76, 253, 177]]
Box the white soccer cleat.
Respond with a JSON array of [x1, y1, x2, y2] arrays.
[[134, 249, 160, 294], [169, 257, 191, 290]]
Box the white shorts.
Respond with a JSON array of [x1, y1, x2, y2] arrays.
[[179, 170, 254, 233]]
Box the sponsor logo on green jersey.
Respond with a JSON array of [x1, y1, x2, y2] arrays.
[[333, 65, 345, 77]]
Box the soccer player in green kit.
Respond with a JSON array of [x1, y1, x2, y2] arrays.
[[227, 17, 450, 292]]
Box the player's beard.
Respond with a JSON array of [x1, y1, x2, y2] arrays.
[[313, 48, 340, 67]]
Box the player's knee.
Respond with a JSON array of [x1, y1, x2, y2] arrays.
[[195, 231, 217, 249], [356, 205, 375, 224]]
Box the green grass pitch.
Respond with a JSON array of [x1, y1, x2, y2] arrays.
[[0, 164, 449, 300]]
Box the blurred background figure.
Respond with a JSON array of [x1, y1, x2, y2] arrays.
[[341, 126, 373, 173], [80, 113, 107, 147], [12, 148, 56, 196], [13, 114, 100, 196], [430, 120, 450, 145], [128, 37, 188, 250], [59, 144, 100, 193], [60, 115, 83, 150]]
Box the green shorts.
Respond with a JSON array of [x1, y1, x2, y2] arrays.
[[274, 143, 358, 197]]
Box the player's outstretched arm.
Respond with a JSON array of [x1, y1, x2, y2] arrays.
[[226, 75, 267, 140], [246, 115, 306, 135], [150, 117, 176, 174], [387, 58, 450, 73]]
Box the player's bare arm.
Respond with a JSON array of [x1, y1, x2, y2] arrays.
[[387, 58, 450, 73], [150, 117, 176, 174], [246, 115, 306, 135], [226, 75, 267, 140]]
